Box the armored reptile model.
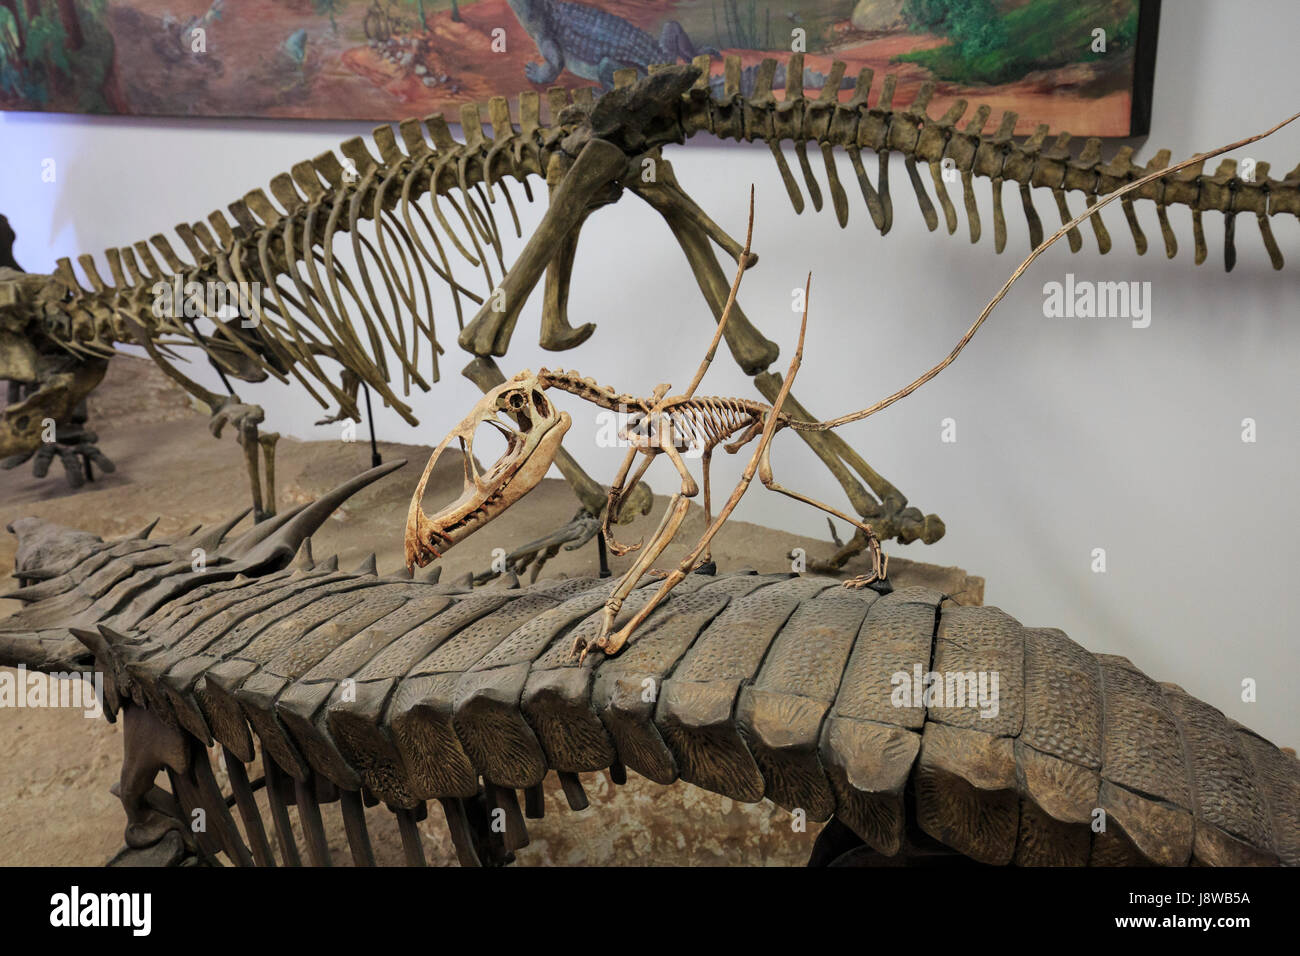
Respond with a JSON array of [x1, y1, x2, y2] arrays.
[[4, 59, 1299, 568], [506, 0, 716, 88], [2, 463, 1296, 867]]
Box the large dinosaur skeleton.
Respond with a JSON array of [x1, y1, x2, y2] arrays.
[[4, 57, 1299, 559], [1, 465, 1296, 867]]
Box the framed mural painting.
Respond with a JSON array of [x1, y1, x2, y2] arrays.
[[0, 1, 1159, 134]]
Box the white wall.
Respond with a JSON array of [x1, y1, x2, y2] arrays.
[[3, 1, 1297, 743]]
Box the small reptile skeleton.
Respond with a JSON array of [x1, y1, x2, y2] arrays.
[[6, 57, 1300, 569], [406, 197, 894, 660], [405, 109, 1299, 659]]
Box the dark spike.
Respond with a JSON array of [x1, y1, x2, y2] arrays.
[[524, 782, 545, 819], [263, 758, 302, 866], [557, 771, 589, 811], [293, 537, 315, 572], [486, 783, 529, 851], [223, 461, 405, 566], [439, 797, 482, 867], [122, 517, 161, 542], [191, 747, 256, 867], [177, 508, 252, 554], [293, 775, 333, 866], [224, 747, 275, 866], [487, 570, 520, 591]]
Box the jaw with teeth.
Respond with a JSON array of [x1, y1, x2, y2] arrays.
[[405, 371, 570, 571]]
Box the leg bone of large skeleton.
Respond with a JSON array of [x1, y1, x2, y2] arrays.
[[457, 138, 627, 358], [631, 171, 942, 551]]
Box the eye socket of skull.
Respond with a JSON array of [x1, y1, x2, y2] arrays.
[[498, 390, 533, 431]]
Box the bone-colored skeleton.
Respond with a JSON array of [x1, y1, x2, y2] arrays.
[[406, 113, 1300, 659]]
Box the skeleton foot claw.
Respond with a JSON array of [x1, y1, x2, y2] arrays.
[[842, 573, 879, 590]]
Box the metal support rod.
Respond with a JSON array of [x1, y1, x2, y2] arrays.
[[596, 532, 610, 578], [363, 383, 381, 468]]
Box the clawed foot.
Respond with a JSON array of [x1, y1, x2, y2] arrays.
[[2, 436, 115, 489], [524, 60, 561, 85], [647, 559, 714, 579], [572, 627, 629, 665], [842, 572, 880, 590], [475, 509, 600, 585]]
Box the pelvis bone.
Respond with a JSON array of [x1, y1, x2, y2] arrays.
[[405, 371, 570, 571]]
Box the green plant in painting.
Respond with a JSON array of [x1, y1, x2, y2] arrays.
[[898, 0, 1139, 86], [903, 0, 1006, 59]]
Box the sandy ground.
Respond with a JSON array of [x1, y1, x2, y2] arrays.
[[0, 356, 981, 866]]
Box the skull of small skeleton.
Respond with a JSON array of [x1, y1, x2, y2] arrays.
[[405, 371, 570, 571]]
